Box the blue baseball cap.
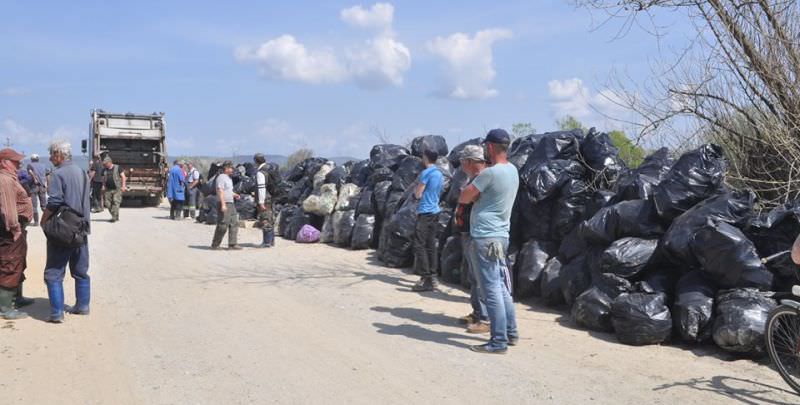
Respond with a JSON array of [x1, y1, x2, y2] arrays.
[[483, 128, 511, 145]]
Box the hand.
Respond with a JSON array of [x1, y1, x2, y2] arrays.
[[233, 193, 240, 200], [220, 204, 227, 213], [258, 204, 266, 211]]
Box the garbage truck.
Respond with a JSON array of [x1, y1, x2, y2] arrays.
[[81, 109, 168, 206]]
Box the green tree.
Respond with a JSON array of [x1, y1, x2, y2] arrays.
[[511, 122, 535, 138], [608, 130, 645, 168], [555, 115, 586, 131], [286, 147, 314, 170]]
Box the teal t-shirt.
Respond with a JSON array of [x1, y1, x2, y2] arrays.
[[469, 163, 519, 238], [417, 166, 443, 214]]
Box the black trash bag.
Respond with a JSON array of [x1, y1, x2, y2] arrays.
[[436, 209, 453, 251], [446, 169, 470, 208], [579, 128, 626, 188], [325, 166, 350, 189], [448, 138, 482, 168], [285, 161, 307, 182], [746, 203, 800, 278], [351, 214, 375, 250], [234, 176, 257, 195], [276, 205, 297, 237], [271, 179, 293, 205], [572, 287, 615, 332], [528, 129, 584, 163], [284, 208, 312, 241], [514, 240, 557, 299], [509, 133, 543, 169], [652, 144, 727, 221], [611, 290, 672, 345], [288, 178, 314, 205], [541, 257, 565, 306], [673, 271, 717, 343], [637, 269, 680, 298], [579, 199, 665, 246], [370, 144, 411, 170], [584, 190, 615, 221], [202, 194, 219, 225], [411, 135, 448, 158], [692, 220, 773, 290], [435, 157, 453, 198], [558, 227, 587, 263], [660, 189, 755, 268], [332, 209, 357, 246], [348, 159, 373, 187], [593, 272, 633, 298], [391, 156, 424, 192], [368, 167, 393, 185], [356, 190, 374, 217], [551, 179, 591, 241], [384, 190, 405, 217], [614, 147, 672, 202], [303, 158, 328, 179], [712, 289, 776, 356], [513, 190, 555, 242], [379, 200, 419, 268], [372, 181, 393, 219], [560, 254, 592, 306], [520, 159, 585, 203], [235, 195, 257, 220], [600, 237, 658, 278], [440, 235, 464, 284]]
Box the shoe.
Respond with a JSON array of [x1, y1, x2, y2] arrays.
[[466, 321, 490, 334], [210, 245, 222, 251], [411, 277, 437, 292], [109, 219, 117, 223], [15, 284, 34, 308], [458, 313, 478, 325], [469, 344, 507, 355], [508, 336, 519, 346], [228, 245, 243, 250], [1, 309, 28, 320]]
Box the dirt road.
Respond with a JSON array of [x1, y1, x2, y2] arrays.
[[0, 205, 796, 404]]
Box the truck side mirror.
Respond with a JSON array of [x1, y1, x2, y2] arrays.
[[81, 140, 88, 154]]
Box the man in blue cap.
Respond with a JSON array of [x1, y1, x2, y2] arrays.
[[459, 128, 519, 354]]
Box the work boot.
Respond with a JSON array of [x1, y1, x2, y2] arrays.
[[65, 279, 90, 315], [458, 313, 478, 325], [466, 321, 490, 334], [46, 282, 65, 323], [228, 245, 243, 251], [469, 344, 507, 355], [259, 230, 274, 248], [0, 287, 27, 320], [411, 277, 438, 292], [15, 283, 34, 308]]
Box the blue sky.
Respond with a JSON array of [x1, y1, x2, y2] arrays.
[[0, 1, 690, 158]]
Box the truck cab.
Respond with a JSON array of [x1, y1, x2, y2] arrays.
[[82, 109, 168, 206]]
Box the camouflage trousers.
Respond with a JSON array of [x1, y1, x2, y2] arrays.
[[257, 203, 274, 232], [104, 189, 122, 221]]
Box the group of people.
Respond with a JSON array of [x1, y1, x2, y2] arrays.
[[0, 141, 92, 322], [165, 159, 201, 221], [411, 129, 519, 354]]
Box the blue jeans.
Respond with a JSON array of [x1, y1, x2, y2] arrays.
[[461, 234, 488, 322], [44, 241, 90, 283], [468, 237, 517, 349]]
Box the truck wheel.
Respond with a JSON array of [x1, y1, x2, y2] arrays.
[[144, 197, 163, 207]]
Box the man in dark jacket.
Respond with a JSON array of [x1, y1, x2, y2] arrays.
[[41, 140, 91, 323]]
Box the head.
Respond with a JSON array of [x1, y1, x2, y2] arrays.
[[421, 149, 439, 166], [482, 129, 511, 163], [459, 145, 487, 177], [103, 156, 113, 169], [254, 153, 266, 165], [0, 148, 24, 172], [30, 153, 39, 162], [222, 161, 234, 175], [48, 140, 72, 167], [187, 162, 194, 169]]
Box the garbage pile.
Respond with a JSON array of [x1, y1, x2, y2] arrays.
[[197, 129, 798, 357]]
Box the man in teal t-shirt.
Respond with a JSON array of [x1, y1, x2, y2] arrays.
[[459, 128, 519, 354], [411, 149, 444, 292]]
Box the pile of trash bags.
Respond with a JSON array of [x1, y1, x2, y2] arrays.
[[194, 128, 797, 358]]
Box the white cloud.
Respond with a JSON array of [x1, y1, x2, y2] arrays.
[[548, 78, 627, 121], [236, 3, 410, 89], [427, 28, 512, 100], [340, 3, 394, 34], [0, 118, 77, 154], [1, 88, 29, 97]]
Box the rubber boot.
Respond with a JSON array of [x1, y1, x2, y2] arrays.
[[65, 279, 90, 315], [15, 283, 34, 308], [46, 282, 65, 323], [0, 287, 28, 320], [259, 229, 273, 248]]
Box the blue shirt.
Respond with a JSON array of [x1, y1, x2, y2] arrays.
[[47, 160, 91, 232], [470, 163, 519, 239], [417, 166, 443, 214], [27, 161, 49, 186]]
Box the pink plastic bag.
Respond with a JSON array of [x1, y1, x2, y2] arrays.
[[296, 224, 321, 243]]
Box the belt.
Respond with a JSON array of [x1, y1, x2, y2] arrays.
[[417, 212, 438, 217]]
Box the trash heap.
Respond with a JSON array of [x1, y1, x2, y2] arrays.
[[205, 129, 799, 357]]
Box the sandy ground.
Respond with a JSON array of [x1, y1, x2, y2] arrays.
[[0, 205, 797, 404]]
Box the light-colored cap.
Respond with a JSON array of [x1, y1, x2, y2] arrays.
[[459, 145, 485, 162]]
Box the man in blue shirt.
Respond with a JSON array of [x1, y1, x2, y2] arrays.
[[26, 153, 50, 226], [459, 129, 519, 354], [166, 160, 186, 220], [411, 149, 444, 292]]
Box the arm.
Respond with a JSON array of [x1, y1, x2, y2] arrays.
[[458, 184, 480, 204], [121, 172, 127, 191], [256, 172, 266, 208], [42, 172, 64, 224], [414, 183, 426, 200], [218, 186, 227, 212], [792, 233, 800, 265]]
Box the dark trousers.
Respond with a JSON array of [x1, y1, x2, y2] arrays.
[[170, 200, 184, 220], [30, 187, 46, 214], [91, 182, 103, 211], [413, 213, 439, 278], [0, 230, 27, 289], [212, 208, 239, 247], [44, 240, 89, 283]]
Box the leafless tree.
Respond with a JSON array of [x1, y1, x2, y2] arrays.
[[574, 0, 800, 206]]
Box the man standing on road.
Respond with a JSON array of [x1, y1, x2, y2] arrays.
[[411, 149, 444, 292], [41, 140, 92, 323], [254, 153, 275, 248], [88, 154, 104, 213], [102, 156, 126, 223], [184, 162, 200, 219], [0, 148, 33, 320], [26, 153, 50, 226], [459, 129, 519, 354], [167, 160, 186, 220], [455, 145, 490, 334], [211, 161, 241, 250]]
